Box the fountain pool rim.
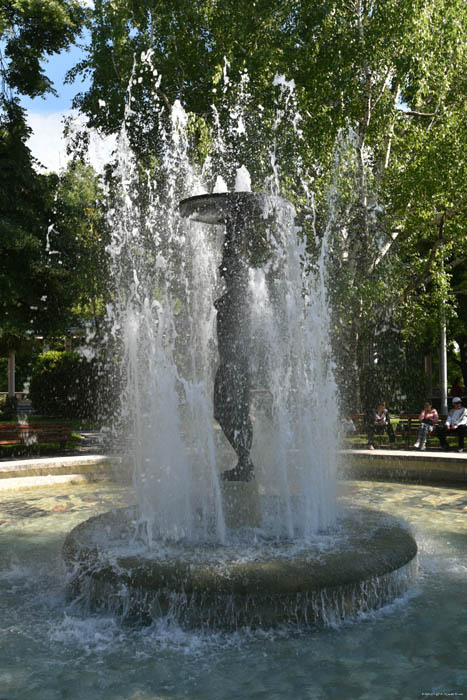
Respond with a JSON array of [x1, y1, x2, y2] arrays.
[[63, 505, 417, 629]]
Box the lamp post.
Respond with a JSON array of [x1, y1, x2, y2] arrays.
[[440, 306, 448, 415], [439, 239, 448, 415]]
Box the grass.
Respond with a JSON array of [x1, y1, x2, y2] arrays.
[[0, 416, 102, 430], [0, 440, 80, 459]]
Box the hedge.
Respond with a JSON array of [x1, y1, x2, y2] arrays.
[[29, 351, 103, 420]]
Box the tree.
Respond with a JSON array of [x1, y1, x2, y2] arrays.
[[52, 160, 110, 336], [0, 0, 88, 392], [71, 0, 466, 409], [0, 0, 87, 99], [73, 1, 465, 229], [449, 264, 467, 387], [0, 99, 77, 395], [0, 99, 74, 336], [29, 350, 101, 419]]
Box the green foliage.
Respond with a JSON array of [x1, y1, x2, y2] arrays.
[[449, 267, 467, 386], [0, 99, 78, 340], [0, 338, 40, 393], [0, 0, 88, 98], [29, 350, 100, 419], [0, 119, 110, 364], [0, 0, 90, 363], [1, 0, 464, 414], [52, 161, 111, 334], [67, 1, 465, 410]]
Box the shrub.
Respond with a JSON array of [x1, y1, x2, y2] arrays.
[[29, 351, 101, 420], [0, 395, 18, 420]]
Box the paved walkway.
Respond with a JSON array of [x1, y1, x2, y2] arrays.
[[346, 446, 467, 459]]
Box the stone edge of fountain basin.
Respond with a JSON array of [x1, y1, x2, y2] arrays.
[[344, 449, 467, 483], [63, 507, 417, 629], [0, 455, 117, 491]]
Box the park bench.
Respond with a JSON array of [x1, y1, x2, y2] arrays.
[[346, 414, 367, 447], [395, 414, 447, 449], [348, 413, 447, 449], [0, 423, 73, 453], [349, 413, 365, 433]]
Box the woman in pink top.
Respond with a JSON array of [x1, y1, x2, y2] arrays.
[[414, 400, 439, 450]]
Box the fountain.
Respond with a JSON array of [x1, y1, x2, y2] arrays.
[[63, 170, 417, 628], [2, 70, 464, 700], [56, 55, 416, 629]]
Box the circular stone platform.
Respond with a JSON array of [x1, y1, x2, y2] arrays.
[[63, 507, 417, 629]]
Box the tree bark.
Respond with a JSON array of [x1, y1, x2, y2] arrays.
[[8, 351, 15, 397]]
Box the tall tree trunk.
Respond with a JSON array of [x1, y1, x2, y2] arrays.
[[457, 338, 467, 389], [440, 306, 448, 415], [8, 351, 15, 397]]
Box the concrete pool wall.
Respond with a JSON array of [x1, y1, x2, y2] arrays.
[[344, 448, 467, 483], [0, 449, 466, 491]]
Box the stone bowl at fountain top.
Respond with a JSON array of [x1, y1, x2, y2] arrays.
[[178, 191, 295, 225], [63, 506, 417, 629], [179, 191, 297, 271]]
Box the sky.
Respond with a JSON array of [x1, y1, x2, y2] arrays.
[[21, 41, 115, 173]]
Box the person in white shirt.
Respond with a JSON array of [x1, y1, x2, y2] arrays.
[[436, 397, 467, 452]]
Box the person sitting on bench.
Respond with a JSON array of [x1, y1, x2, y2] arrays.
[[436, 397, 467, 453], [414, 399, 439, 451], [367, 400, 395, 449]]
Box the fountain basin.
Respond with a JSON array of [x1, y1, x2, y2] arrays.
[[63, 506, 417, 629]]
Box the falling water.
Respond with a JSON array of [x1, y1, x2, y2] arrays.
[[105, 61, 338, 546], [248, 202, 338, 537]]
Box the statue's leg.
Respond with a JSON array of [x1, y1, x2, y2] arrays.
[[214, 364, 254, 481]]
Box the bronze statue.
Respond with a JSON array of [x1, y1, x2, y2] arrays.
[[213, 218, 254, 481], [179, 192, 290, 482]]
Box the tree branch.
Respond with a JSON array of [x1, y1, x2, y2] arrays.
[[156, 87, 171, 110], [399, 213, 446, 302], [373, 67, 392, 109], [397, 109, 436, 117], [446, 256, 467, 271], [373, 205, 467, 268]]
